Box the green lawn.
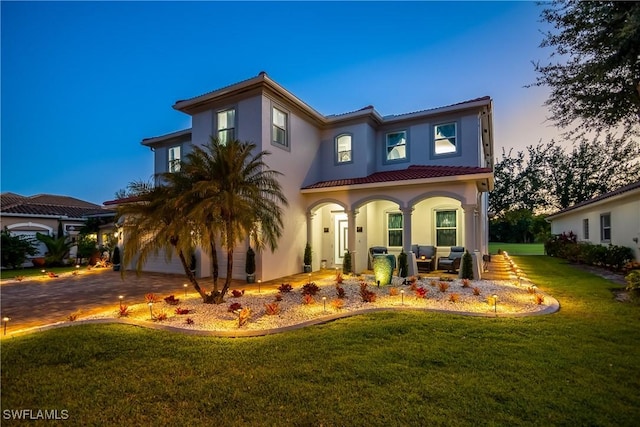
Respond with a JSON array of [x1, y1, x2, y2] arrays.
[[0, 266, 80, 280], [2, 256, 639, 426], [489, 242, 545, 255]]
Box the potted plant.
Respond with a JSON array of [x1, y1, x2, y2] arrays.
[[303, 243, 312, 273], [112, 246, 121, 271], [246, 247, 256, 283]]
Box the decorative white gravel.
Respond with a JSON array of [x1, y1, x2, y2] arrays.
[[84, 275, 551, 332]]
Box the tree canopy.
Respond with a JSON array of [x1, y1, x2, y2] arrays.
[[118, 138, 288, 304], [490, 131, 640, 217], [533, 1, 640, 132]]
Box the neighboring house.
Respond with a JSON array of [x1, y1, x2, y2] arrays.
[[0, 193, 109, 261], [546, 181, 640, 261], [108, 72, 494, 281]]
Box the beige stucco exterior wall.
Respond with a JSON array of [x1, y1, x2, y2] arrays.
[[549, 191, 640, 261]]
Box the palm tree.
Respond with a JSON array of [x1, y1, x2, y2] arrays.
[[182, 137, 288, 303], [117, 180, 209, 301]]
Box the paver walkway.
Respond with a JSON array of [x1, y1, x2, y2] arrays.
[[0, 258, 511, 336]]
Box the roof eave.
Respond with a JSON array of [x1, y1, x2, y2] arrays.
[[301, 172, 494, 194], [546, 187, 640, 220]]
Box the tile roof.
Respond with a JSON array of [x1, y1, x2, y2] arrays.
[[547, 180, 640, 218], [302, 165, 492, 190], [0, 193, 103, 219]]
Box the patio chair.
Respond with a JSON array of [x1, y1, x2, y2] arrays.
[[437, 246, 465, 273]]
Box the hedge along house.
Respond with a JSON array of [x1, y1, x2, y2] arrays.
[[111, 72, 494, 282], [546, 180, 640, 261]]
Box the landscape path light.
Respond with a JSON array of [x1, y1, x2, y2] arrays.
[[3, 317, 9, 335], [258, 279, 261, 294], [119, 295, 124, 309], [148, 302, 154, 320], [322, 296, 327, 312], [493, 294, 498, 314], [184, 283, 188, 297], [401, 289, 405, 305]]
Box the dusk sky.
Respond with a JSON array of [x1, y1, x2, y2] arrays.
[[1, 1, 558, 206]]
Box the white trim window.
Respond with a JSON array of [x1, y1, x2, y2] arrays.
[[168, 146, 181, 173], [336, 134, 352, 163], [272, 107, 288, 147], [600, 213, 611, 242], [217, 108, 235, 145], [387, 212, 403, 247], [386, 131, 406, 161], [434, 123, 457, 154], [435, 210, 457, 246]]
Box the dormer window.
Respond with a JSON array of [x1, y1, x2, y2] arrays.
[[168, 146, 181, 173], [336, 134, 352, 163], [217, 108, 235, 145], [434, 123, 457, 155]]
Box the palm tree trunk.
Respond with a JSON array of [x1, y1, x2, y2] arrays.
[[176, 248, 209, 302], [214, 243, 234, 304], [209, 235, 219, 291]]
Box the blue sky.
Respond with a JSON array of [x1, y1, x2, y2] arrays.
[[1, 1, 556, 205]]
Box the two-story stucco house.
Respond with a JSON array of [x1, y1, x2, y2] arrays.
[[118, 72, 494, 282]]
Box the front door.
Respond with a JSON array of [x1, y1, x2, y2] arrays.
[[334, 213, 348, 265]]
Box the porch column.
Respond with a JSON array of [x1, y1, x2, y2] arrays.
[[462, 204, 478, 251], [401, 206, 414, 254], [346, 209, 358, 273]]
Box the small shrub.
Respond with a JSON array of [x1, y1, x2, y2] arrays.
[[460, 251, 474, 280], [164, 295, 180, 305], [429, 280, 437, 287], [330, 298, 344, 310], [449, 293, 460, 303], [302, 294, 315, 305], [238, 307, 251, 326], [335, 271, 344, 284], [438, 282, 450, 293], [410, 282, 418, 291], [461, 278, 470, 288], [155, 311, 167, 321], [118, 305, 131, 317], [625, 270, 640, 292], [359, 282, 377, 303], [472, 287, 481, 296], [414, 287, 427, 299], [278, 283, 293, 293], [336, 285, 346, 299], [343, 250, 352, 274], [175, 307, 190, 315], [185, 317, 194, 325], [302, 282, 320, 296], [231, 289, 245, 298], [389, 287, 399, 296], [145, 293, 159, 303], [47, 271, 59, 278], [15, 275, 25, 282], [439, 276, 453, 282], [408, 276, 417, 284], [68, 311, 81, 322], [527, 286, 536, 294], [274, 293, 283, 302], [228, 302, 242, 312], [398, 250, 409, 278], [534, 293, 545, 305], [264, 302, 281, 315]]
